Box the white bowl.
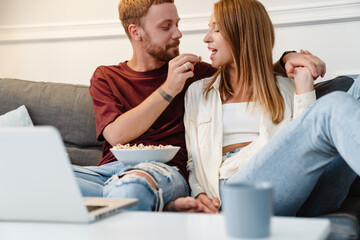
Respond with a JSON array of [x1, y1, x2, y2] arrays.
[[110, 146, 180, 165]]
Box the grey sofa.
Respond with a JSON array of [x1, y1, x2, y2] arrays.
[[0, 78, 102, 166], [0, 76, 358, 239]]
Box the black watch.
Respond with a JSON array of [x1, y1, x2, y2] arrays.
[[280, 51, 297, 69]]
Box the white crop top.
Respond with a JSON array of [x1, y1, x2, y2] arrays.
[[222, 102, 261, 147]]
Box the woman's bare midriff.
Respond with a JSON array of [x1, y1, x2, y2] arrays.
[[222, 142, 252, 155]]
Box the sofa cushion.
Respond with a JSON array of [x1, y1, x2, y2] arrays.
[[0, 105, 33, 127], [0, 78, 102, 166], [315, 75, 354, 99], [320, 197, 360, 240]]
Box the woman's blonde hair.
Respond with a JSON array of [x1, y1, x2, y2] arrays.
[[204, 0, 284, 123], [119, 0, 174, 38]]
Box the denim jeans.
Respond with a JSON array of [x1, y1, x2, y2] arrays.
[[223, 76, 360, 216], [73, 161, 189, 211]]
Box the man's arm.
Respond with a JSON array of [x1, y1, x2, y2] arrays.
[[103, 54, 200, 146], [274, 50, 326, 80]]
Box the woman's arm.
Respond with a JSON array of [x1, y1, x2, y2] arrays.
[[184, 90, 205, 198], [292, 67, 316, 118], [293, 67, 315, 95]]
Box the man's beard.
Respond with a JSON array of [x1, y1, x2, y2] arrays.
[[143, 30, 180, 62]]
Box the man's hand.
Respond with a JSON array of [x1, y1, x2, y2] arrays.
[[162, 54, 201, 97], [283, 50, 326, 80]]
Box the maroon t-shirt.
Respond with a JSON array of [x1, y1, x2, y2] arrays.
[[89, 61, 215, 179]]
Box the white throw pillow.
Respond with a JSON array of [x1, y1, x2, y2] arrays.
[[0, 105, 34, 127]]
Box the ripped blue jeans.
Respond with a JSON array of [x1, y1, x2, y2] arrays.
[[73, 161, 189, 211]]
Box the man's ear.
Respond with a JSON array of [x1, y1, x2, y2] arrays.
[[128, 24, 142, 41]]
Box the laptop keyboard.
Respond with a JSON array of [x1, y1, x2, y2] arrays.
[[87, 205, 107, 212]]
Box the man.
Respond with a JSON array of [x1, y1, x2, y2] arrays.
[[73, 0, 326, 212]]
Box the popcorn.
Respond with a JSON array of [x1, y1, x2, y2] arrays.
[[113, 143, 173, 150]]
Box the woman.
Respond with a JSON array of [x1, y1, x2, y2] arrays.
[[184, 0, 360, 216]]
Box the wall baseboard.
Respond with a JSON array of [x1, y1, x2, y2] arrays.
[[0, 0, 359, 43]]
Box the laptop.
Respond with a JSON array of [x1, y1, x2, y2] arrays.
[[0, 126, 137, 223]]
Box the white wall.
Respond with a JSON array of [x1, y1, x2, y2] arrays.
[[0, 0, 359, 85]]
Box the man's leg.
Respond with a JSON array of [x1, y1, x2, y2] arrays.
[[73, 161, 124, 197], [103, 162, 189, 211], [226, 91, 360, 216]]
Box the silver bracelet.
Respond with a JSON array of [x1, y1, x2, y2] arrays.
[[157, 87, 174, 103]]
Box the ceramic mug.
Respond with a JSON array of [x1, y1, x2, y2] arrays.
[[221, 182, 273, 238]]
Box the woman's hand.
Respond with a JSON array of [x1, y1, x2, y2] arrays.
[[164, 194, 220, 214], [164, 197, 204, 212], [293, 66, 315, 94], [196, 193, 220, 214]]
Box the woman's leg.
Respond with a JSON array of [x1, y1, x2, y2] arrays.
[[297, 76, 360, 217], [226, 90, 360, 216], [291, 77, 360, 216], [347, 75, 360, 98], [296, 157, 356, 216]]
